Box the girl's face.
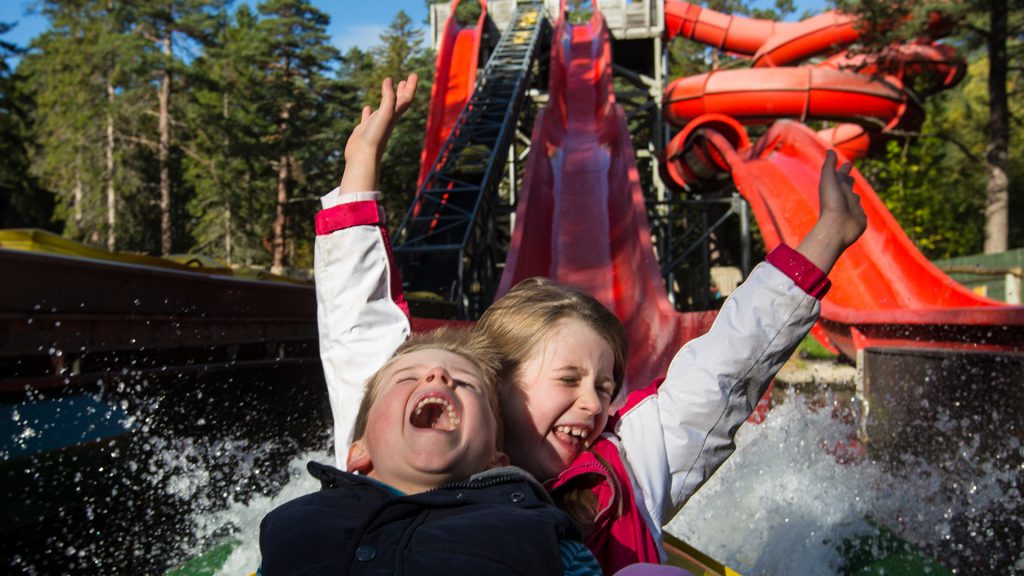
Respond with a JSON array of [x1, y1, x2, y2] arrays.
[[500, 319, 617, 481]]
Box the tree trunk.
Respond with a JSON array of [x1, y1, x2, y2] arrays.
[[159, 34, 173, 255], [271, 93, 292, 273], [106, 81, 116, 252], [223, 92, 232, 265], [272, 150, 289, 273], [984, 0, 1009, 254], [225, 203, 233, 265], [74, 154, 82, 226]]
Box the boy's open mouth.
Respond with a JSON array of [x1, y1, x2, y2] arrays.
[[410, 392, 461, 431], [552, 425, 591, 454]]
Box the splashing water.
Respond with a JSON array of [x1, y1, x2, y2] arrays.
[[178, 388, 1024, 575], [187, 450, 328, 576], [666, 391, 1024, 574]]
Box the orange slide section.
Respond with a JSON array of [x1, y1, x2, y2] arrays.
[[498, 7, 715, 390], [418, 0, 488, 186], [705, 123, 1024, 358]]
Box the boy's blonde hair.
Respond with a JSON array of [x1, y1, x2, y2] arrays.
[[475, 277, 628, 398], [350, 327, 504, 447]]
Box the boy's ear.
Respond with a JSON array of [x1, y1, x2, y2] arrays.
[[346, 440, 373, 474], [489, 451, 510, 469]]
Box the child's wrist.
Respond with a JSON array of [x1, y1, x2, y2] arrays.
[[339, 168, 377, 194], [796, 222, 846, 274]]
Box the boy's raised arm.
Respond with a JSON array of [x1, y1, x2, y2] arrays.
[[315, 75, 418, 467]]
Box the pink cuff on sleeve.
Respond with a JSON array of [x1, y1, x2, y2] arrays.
[[766, 244, 831, 299], [315, 200, 382, 235]]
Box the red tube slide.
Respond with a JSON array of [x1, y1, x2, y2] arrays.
[[664, 67, 913, 131], [820, 43, 966, 96], [661, 0, 964, 166], [664, 1, 798, 56], [418, 0, 487, 186], [500, 7, 715, 390], [751, 10, 858, 67]]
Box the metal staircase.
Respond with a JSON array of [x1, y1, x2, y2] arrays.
[[392, 1, 549, 319]]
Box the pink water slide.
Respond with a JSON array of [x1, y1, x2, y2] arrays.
[[660, 0, 1024, 357], [498, 7, 715, 389]]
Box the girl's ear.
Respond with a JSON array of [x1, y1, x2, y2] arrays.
[[346, 440, 373, 474], [489, 451, 510, 469]]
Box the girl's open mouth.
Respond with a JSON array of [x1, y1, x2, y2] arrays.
[[552, 424, 591, 455]]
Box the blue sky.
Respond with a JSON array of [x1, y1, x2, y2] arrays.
[[2, 1, 432, 54], [3, 1, 826, 55]]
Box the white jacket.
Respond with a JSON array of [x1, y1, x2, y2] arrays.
[[314, 190, 822, 537]]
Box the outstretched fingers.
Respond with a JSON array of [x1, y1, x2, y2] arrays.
[[395, 73, 418, 117], [837, 162, 860, 212], [377, 77, 397, 124]]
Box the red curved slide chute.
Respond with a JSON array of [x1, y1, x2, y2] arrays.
[[418, 0, 488, 186], [701, 123, 1024, 358], [499, 7, 715, 391]]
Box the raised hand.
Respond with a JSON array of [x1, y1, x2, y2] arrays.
[[339, 74, 419, 194], [796, 150, 868, 274]]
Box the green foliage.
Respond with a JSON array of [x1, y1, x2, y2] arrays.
[[856, 50, 1024, 258], [359, 11, 434, 231], [797, 334, 837, 360], [0, 23, 54, 229], [182, 4, 278, 266], [7, 0, 443, 269], [566, 1, 594, 25], [835, 0, 1023, 252], [859, 136, 985, 259], [20, 1, 150, 247]]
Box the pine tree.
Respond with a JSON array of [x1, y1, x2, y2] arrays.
[[0, 22, 53, 229], [835, 0, 1024, 253], [129, 0, 228, 255], [182, 5, 276, 266], [255, 0, 339, 272], [21, 0, 146, 248]]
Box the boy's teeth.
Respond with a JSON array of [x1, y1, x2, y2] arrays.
[[413, 397, 460, 428]]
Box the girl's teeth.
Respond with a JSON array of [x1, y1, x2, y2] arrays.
[[555, 425, 588, 439]]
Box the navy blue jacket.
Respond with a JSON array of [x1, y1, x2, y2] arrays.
[[259, 463, 583, 576]]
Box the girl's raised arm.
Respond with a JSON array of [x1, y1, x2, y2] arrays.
[[616, 150, 865, 525]]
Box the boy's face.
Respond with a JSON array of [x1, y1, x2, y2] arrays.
[[347, 349, 506, 494]]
